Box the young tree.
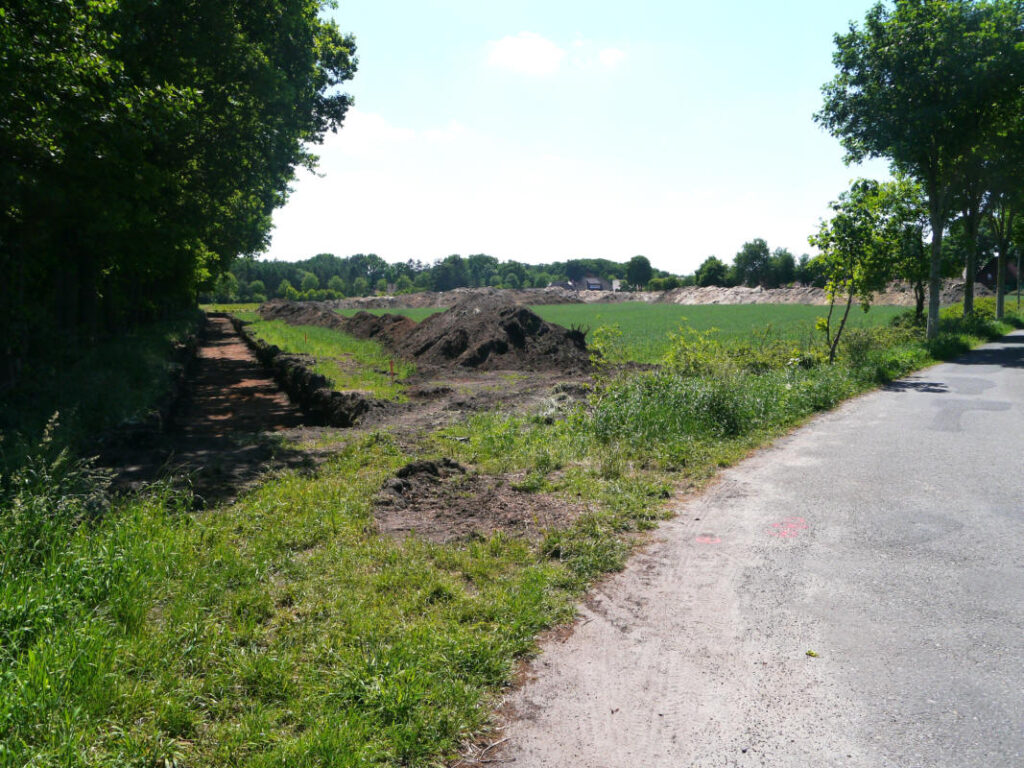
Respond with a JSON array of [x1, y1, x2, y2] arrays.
[[809, 180, 902, 362], [816, 0, 1024, 337], [327, 275, 347, 296]]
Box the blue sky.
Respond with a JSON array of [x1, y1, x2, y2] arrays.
[[264, 0, 891, 275]]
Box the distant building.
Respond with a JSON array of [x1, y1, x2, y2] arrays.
[[548, 276, 614, 291], [580, 275, 612, 291]]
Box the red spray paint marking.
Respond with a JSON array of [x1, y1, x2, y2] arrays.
[[768, 517, 808, 539], [695, 535, 721, 544]]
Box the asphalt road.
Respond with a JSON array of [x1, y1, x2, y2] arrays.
[[503, 331, 1024, 767]]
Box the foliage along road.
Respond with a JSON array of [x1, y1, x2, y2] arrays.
[[500, 331, 1024, 767]]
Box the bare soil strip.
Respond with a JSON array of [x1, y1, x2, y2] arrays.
[[103, 314, 312, 503]]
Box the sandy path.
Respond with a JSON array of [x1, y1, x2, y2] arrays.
[[501, 333, 1024, 767]]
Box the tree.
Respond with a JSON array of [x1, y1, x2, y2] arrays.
[[626, 255, 653, 289], [327, 275, 347, 296], [695, 256, 729, 287], [299, 271, 319, 293], [816, 0, 1024, 337], [565, 260, 587, 283], [432, 255, 470, 292], [982, 115, 1024, 318], [883, 176, 932, 321], [466, 254, 499, 287], [769, 248, 796, 287], [352, 277, 370, 296], [732, 239, 771, 287], [0, 0, 357, 378], [277, 279, 296, 299], [809, 180, 903, 362]]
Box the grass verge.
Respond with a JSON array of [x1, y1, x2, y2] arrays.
[[242, 319, 415, 401]]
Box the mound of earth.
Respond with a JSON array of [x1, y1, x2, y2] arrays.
[[260, 300, 418, 347], [391, 295, 589, 372], [260, 300, 347, 329], [374, 458, 583, 543], [339, 310, 418, 347]]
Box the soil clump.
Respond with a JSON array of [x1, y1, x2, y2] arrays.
[[374, 458, 584, 543]]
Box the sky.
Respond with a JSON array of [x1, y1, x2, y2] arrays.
[[264, 0, 892, 275]]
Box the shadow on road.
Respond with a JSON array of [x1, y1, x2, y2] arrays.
[[950, 334, 1024, 369]]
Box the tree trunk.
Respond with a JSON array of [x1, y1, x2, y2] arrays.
[[962, 199, 981, 317], [914, 279, 926, 321], [996, 245, 1006, 319], [927, 197, 945, 340]]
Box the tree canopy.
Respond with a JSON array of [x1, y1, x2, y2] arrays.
[[1, 0, 357, 379], [815, 0, 1024, 337]]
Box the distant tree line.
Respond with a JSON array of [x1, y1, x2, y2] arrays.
[[1, 1, 356, 383], [208, 253, 681, 302]]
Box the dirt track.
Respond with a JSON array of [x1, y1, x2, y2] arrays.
[[104, 314, 312, 503]]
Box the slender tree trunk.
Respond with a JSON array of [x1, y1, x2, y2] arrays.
[[914, 279, 926, 321], [829, 288, 855, 364], [962, 199, 981, 317], [996, 247, 1006, 319], [927, 195, 945, 340]]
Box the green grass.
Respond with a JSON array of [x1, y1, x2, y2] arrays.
[[0, 429, 663, 767], [3, 298, 1022, 766], [243, 320, 415, 401], [532, 302, 907, 363]]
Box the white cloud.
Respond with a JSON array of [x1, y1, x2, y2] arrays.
[[487, 32, 567, 76], [330, 109, 415, 157], [598, 48, 627, 69]]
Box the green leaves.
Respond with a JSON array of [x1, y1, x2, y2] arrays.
[[1, 1, 357, 367]]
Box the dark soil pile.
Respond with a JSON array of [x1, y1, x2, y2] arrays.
[[260, 300, 418, 347], [374, 459, 583, 543], [339, 311, 418, 347], [392, 295, 589, 372], [260, 299, 347, 329]]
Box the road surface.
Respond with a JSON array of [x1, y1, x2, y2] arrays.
[[503, 332, 1024, 767]]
